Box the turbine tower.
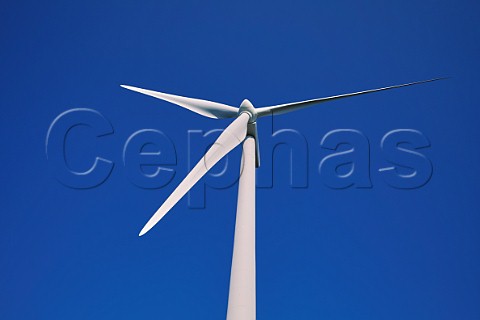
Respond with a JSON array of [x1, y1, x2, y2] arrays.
[[121, 78, 444, 319]]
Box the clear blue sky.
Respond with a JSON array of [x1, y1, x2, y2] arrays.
[[1, 1, 479, 319]]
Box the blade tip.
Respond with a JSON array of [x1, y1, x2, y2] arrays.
[[121, 84, 141, 92], [431, 77, 449, 81], [138, 227, 148, 237]]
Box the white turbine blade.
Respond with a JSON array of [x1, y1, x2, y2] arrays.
[[256, 77, 447, 117], [139, 112, 250, 236], [121, 85, 239, 119]]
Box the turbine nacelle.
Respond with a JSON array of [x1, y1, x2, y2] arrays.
[[238, 99, 257, 123], [238, 99, 260, 167]]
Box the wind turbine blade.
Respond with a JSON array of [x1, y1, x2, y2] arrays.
[[121, 85, 239, 119], [256, 77, 447, 117], [139, 113, 250, 236]]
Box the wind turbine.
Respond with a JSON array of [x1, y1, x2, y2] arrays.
[[121, 77, 444, 320]]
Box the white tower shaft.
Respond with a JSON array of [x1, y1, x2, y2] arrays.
[[226, 136, 256, 320]]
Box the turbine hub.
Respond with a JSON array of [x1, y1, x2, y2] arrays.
[[238, 99, 257, 123]]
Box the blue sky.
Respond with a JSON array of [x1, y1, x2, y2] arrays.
[[1, 1, 479, 319]]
